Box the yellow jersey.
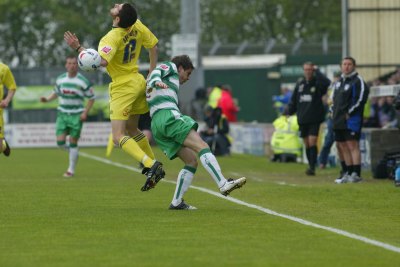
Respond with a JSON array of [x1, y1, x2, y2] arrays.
[[0, 63, 17, 101], [98, 20, 158, 83]]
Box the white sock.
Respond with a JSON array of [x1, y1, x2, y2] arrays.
[[171, 167, 195, 206], [199, 149, 227, 188], [68, 146, 79, 173]]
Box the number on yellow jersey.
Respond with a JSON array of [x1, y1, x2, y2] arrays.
[[123, 39, 136, 64]]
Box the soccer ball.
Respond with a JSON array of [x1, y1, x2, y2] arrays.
[[77, 48, 101, 72]]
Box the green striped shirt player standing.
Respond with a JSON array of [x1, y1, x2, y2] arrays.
[[146, 55, 246, 210], [54, 72, 95, 114], [40, 55, 95, 178]]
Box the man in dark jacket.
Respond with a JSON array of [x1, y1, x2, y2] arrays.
[[332, 57, 369, 183], [288, 62, 331, 175], [200, 106, 231, 156]]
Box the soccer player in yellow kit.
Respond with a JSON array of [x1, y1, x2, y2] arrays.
[[0, 62, 16, 157], [64, 3, 164, 190]]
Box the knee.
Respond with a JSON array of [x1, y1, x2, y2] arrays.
[[184, 155, 198, 168], [189, 158, 199, 168]]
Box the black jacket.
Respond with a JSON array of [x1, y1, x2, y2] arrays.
[[331, 71, 369, 130], [288, 69, 331, 124]]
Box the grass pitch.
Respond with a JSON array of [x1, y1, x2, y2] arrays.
[[1, 147, 399, 266]]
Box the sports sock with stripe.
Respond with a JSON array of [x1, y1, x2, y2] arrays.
[[171, 166, 196, 206], [133, 132, 154, 160], [119, 136, 154, 168], [68, 144, 79, 174], [198, 148, 226, 188]]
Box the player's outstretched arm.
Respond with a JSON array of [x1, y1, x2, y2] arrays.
[[64, 31, 84, 53], [64, 31, 108, 67], [40, 92, 57, 103]]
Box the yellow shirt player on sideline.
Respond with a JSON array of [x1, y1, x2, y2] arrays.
[[64, 3, 165, 190], [0, 62, 17, 157]]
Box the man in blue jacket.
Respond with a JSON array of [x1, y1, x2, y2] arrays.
[[332, 57, 369, 183]]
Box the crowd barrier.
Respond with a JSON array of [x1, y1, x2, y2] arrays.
[[5, 121, 397, 172]]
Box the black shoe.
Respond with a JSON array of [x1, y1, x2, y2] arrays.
[[141, 161, 165, 191], [169, 200, 197, 210], [3, 139, 10, 157], [305, 168, 315, 176]]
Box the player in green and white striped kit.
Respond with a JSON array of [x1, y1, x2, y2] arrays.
[[146, 55, 246, 210], [40, 55, 95, 177]]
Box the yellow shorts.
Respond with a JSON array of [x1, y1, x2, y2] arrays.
[[109, 73, 149, 120], [0, 109, 3, 138]]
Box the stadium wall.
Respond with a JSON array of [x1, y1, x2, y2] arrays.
[[4, 121, 374, 172], [347, 0, 400, 80]]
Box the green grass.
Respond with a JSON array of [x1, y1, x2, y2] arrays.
[[1, 147, 399, 266]]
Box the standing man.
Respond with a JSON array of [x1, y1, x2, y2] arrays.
[[40, 55, 95, 177], [288, 62, 331, 175], [146, 55, 246, 209], [332, 57, 369, 184], [0, 62, 17, 157], [318, 71, 341, 169], [64, 3, 165, 189]]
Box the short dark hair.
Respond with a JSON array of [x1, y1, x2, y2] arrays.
[[342, 56, 356, 66], [118, 3, 137, 28], [171, 55, 194, 70]]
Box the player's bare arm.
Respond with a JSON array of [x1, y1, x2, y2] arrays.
[[148, 45, 158, 75], [64, 31, 109, 67], [81, 98, 95, 121], [40, 92, 57, 103], [0, 88, 15, 108]]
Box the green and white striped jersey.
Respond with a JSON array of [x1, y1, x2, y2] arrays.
[[146, 61, 180, 117], [54, 72, 95, 114]]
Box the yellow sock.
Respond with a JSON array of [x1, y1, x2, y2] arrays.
[[133, 132, 155, 160], [1, 139, 5, 153], [119, 136, 154, 168], [106, 133, 114, 157]]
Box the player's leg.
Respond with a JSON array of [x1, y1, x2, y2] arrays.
[[183, 129, 246, 196], [66, 136, 79, 177], [0, 138, 11, 157], [169, 147, 198, 210], [56, 114, 68, 150], [126, 114, 155, 160], [57, 132, 72, 177], [55, 113, 72, 176], [112, 117, 155, 169], [113, 118, 165, 188], [110, 79, 159, 170], [62, 114, 83, 177], [0, 112, 11, 156]]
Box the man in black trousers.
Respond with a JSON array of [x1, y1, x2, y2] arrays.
[[288, 62, 331, 175]]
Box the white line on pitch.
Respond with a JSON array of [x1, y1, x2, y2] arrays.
[[80, 151, 400, 254]]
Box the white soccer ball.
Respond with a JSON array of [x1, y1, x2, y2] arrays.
[[77, 48, 101, 72]]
